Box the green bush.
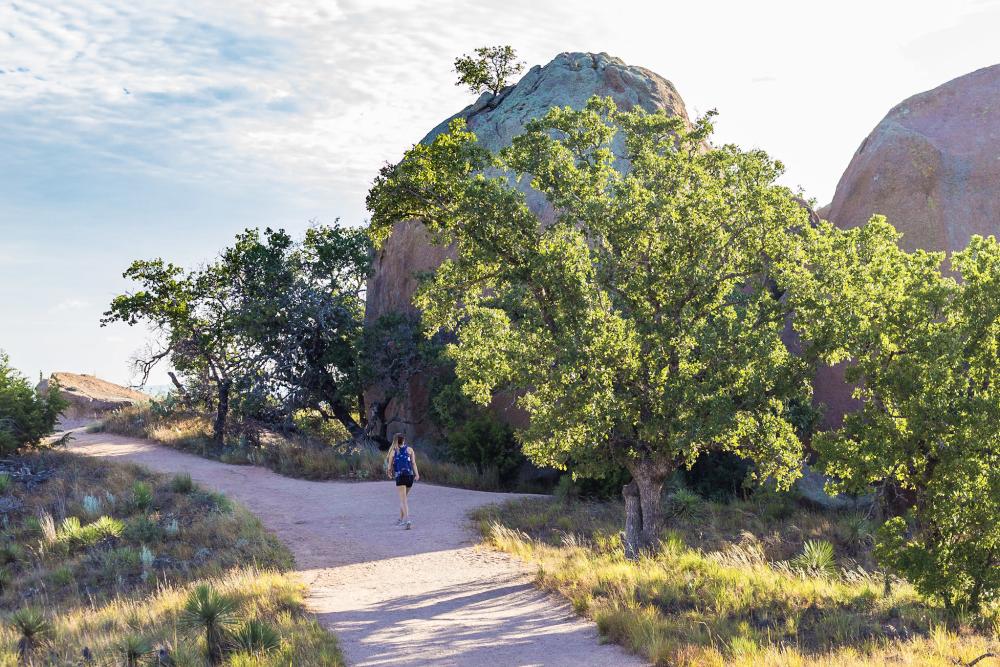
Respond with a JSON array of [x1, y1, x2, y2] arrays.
[[170, 472, 194, 494], [124, 516, 161, 543], [0, 352, 66, 455], [444, 414, 522, 485]]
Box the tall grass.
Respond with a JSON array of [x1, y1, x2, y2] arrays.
[[0, 450, 342, 665], [474, 497, 999, 666]]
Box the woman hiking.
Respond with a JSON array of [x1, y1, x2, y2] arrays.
[[386, 432, 420, 529]]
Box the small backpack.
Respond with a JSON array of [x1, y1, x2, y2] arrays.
[[393, 445, 413, 477]]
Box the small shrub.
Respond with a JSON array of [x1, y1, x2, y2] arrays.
[[48, 565, 74, 586], [792, 539, 837, 578], [0, 472, 10, 494], [117, 635, 152, 667], [101, 546, 140, 574], [140, 545, 155, 579], [201, 491, 233, 514], [171, 472, 194, 494], [132, 481, 154, 512], [125, 515, 161, 543], [21, 515, 41, 535], [9, 608, 52, 659], [81, 494, 102, 517], [165, 518, 180, 537], [229, 619, 281, 655], [0, 542, 23, 565]]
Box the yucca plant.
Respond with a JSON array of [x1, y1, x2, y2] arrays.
[[9, 607, 52, 660], [117, 635, 152, 667], [92, 515, 125, 539], [229, 619, 281, 655], [180, 584, 238, 665], [666, 489, 705, 521], [132, 481, 154, 512], [792, 539, 837, 577]]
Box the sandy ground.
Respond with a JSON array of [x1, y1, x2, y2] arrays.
[[67, 430, 645, 667]]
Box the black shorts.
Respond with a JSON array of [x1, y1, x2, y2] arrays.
[[396, 473, 414, 488]]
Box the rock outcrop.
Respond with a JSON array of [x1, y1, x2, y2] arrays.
[[366, 52, 692, 441], [37, 372, 149, 421], [823, 64, 1000, 251], [815, 64, 1000, 427]]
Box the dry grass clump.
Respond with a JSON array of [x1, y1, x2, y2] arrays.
[[97, 404, 510, 491], [0, 450, 341, 665], [474, 497, 999, 667]]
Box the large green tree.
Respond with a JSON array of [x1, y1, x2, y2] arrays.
[[103, 259, 257, 444], [368, 97, 813, 554], [219, 225, 373, 442], [785, 217, 1000, 613]]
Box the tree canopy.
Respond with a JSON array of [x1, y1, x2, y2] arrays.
[[784, 217, 1000, 612], [368, 96, 814, 553]]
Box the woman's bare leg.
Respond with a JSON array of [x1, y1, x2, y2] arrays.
[[397, 485, 408, 520]]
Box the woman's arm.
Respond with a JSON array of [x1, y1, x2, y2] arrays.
[[385, 452, 394, 479], [411, 449, 420, 481]]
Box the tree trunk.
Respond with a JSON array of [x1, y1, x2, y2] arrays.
[[634, 465, 666, 548], [327, 395, 366, 440], [623, 480, 641, 561], [357, 389, 368, 427], [167, 371, 192, 407], [621, 458, 669, 558], [212, 379, 232, 445]]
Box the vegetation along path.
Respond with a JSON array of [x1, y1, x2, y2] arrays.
[[67, 428, 643, 667]]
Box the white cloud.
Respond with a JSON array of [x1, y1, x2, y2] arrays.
[[0, 0, 590, 207], [50, 298, 90, 312]]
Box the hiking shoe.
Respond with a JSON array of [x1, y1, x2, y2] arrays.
[[395, 518, 403, 526], [404, 521, 412, 530]]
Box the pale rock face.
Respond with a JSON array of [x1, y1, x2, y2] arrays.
[[816, 63, 1000, 428], [365, 52, 691, 442], [37, 372, 149, 421]]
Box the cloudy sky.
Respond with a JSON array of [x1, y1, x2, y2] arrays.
[[2, 0, 998, 386]]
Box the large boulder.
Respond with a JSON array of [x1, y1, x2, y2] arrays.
[[815, 64, 1000, 427], [366, 52, 692, 442], [37, 372, 149, 421], [822, 64, 1000, 251]]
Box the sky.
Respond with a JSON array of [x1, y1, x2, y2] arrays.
[[1, 0, 998, 387]]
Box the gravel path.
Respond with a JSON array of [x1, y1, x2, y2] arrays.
[[67, 430, 644, 667]]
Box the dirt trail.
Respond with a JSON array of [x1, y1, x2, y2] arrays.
[[67, 430, 644, 667]]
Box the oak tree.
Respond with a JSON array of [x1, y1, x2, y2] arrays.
[[368, 97, 813, 555]]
